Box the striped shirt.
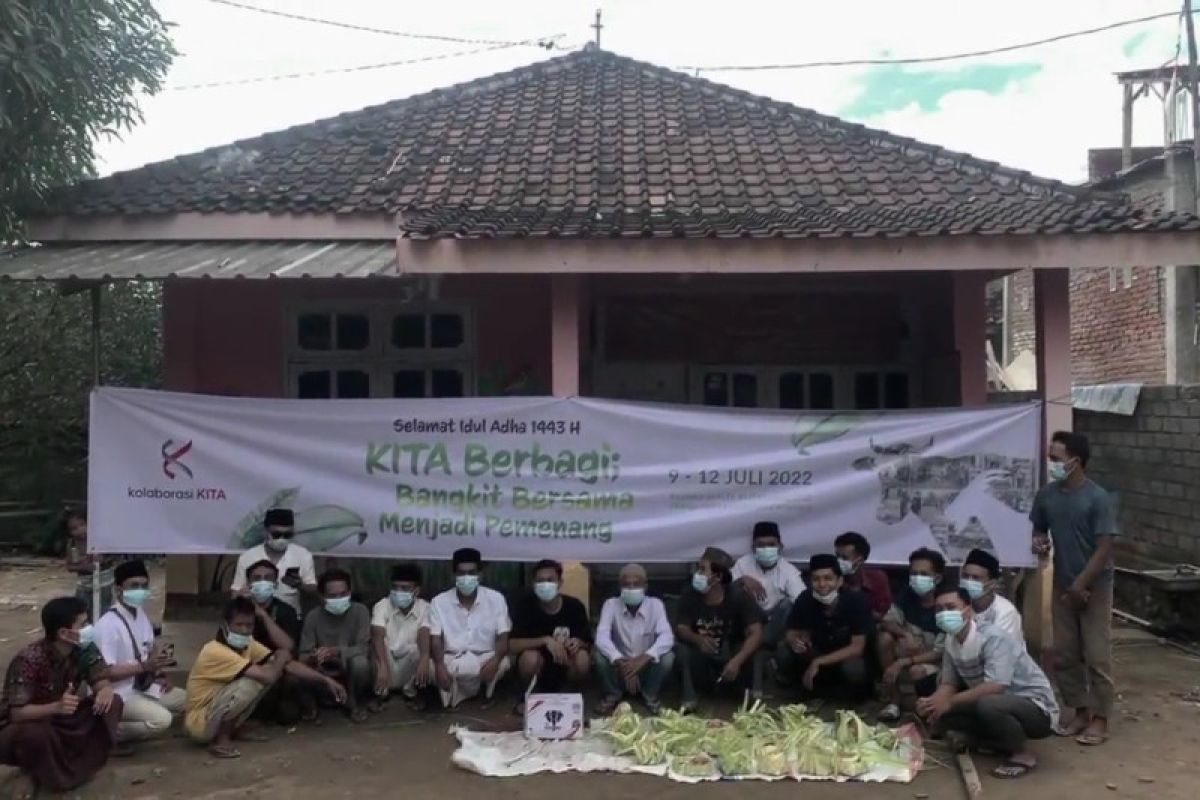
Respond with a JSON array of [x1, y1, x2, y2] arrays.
[[941, 621, 1059, 727]]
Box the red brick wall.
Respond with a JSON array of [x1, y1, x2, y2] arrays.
[[1070, 265, 1165, 384]]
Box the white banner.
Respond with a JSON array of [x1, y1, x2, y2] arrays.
[[88, 388, 1041, 566]]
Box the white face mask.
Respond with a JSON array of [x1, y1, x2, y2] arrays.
[[814, 589, 838, 606]]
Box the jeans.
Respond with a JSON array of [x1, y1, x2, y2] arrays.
[[594, 650, 673, 702], [1053, 581, 1115, 718], [939, 694, 1054, 754], [675, 641, 760, 703], [763, 601, 793, 648], [775, 643, 872, 702]]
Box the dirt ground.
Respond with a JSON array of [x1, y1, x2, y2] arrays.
[[2, 558, 1200, 800]]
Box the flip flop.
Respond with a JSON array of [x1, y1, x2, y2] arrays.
[[208, 744, 241, 759], [349, 708, 370, 723], [992, 760, 1036, 779], [1076, 732, 1108, 746]]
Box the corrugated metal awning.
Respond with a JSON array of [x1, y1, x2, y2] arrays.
[[0, 241, 399, 281]]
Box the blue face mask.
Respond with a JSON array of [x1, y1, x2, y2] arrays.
[[324, 596, 352, 616], [225, 629, 252, 650], [534, 581, 559, 602], [936, 609, 967, 635], [250, 581, 276, 603], [960, 578, 987, 601], [122, 588, 150, 608], [692, 572, 711, 593], [1047, 460, 1070, 482], [456, 574, 480, 596], [621, 587, 645, 607], [390, 590, 415, 610], [73, 624, 96, 649], [754, 546, 780, 567], [909, 574, 937, 596]]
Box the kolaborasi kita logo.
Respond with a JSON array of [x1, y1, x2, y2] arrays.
[[126, 438, 227, 501]]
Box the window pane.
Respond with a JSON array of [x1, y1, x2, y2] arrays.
[[732, 373, 758, 408], [854, 372, 880, 410], [431, 369, 465, 397], [809, 373, 834, 409], [336, 314, 370, 351], [392, 314, 426, 348], [884, 372, 910, 409], [392, 370, 426, 398], [297, 314, 331, 350], [702, 372, 728, 406], [778, 373, 805, 409], [297, 371, 331, 398], [430, 314, 464, 348], [336, 370, 370, 398]]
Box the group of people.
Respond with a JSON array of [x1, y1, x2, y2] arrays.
[[0, 430, 1116, 792]]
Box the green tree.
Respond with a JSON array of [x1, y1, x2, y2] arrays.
[[0, 1, 176, 241]]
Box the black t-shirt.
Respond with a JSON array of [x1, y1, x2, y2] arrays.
[[252, 599, 301, 652], [511, 594, 592, 645], [895, 588, 940, 635], [786, 588, 874, 654], [676, 585, 764, 652]]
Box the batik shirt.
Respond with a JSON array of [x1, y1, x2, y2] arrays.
[[0, 640, 108, 728]]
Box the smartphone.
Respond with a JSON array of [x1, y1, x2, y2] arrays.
[[285, 567, 301, 579]]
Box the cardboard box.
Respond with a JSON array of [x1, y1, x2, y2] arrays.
[[524, 693, 584, 740]]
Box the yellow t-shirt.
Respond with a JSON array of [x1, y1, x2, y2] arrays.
[[184, 638, 271, 738]]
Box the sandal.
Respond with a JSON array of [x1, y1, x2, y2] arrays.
[[992, 760, 1036, 779], [1075, 731, 1108, 746], [208, 744, 241, 759]]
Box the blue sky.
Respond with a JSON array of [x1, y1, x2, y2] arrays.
[[98, 0, 1187, 183]]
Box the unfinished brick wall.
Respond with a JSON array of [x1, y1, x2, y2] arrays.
[[1075, 385, 1200, 564], [1070, 265, 1165, 384]]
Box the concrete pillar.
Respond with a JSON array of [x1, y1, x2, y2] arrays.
[[952, 272, 989, 406], [551, 274, 582, 396], [1164, 146, 1199, 384]]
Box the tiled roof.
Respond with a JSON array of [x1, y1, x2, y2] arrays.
[[35, 47, 1200, 239]]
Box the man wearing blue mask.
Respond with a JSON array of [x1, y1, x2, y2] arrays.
[[94, 559, 184, 746], [732, 521, 806, 649], [510, 560, 592, 710], [230, 508, 318, 614], [918, 586, 1057, 780], [369, 563, 432, 712], [429, 548, 511, 709], [243, 560, 303, 725], [298, 569, 372, 723], [594, 564, 674, 715], [960, 549, 1023, 645], [877, 547, 946, 722], [675, 547, 765, 713]]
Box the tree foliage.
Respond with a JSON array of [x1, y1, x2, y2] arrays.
[[0, 281, 162, 503], [0, 1, 176, 240]]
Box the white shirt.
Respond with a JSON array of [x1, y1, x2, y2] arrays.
[[229, 543, 316, 612], [371, 597, 430, 656], [595, 596, 674, 663], [428, 586, 511, 655], [976, 594, 1025, 649], [731, 554, 807, 611], [94, 602, 155, 700]]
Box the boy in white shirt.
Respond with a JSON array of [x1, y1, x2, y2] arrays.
[[731, 521, 806, 646], [369, 563, 432, 711], [961, 549, 1025, 647]]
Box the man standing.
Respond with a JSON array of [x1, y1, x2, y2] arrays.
[[675, 547, 764, 713], [960, 549, 1024, 644], [230, 508, 317, 614], [94, 560, 185, 744], [369, 563, 432, 711], [777, 554, 874, 701], [731, 522, 806, 647], [510, 560, 592, 706], [429, 548, 511, 709], [918, 586, 1057, 779], [299, 569, 372, 723], [594, 564, 674, 715], [0, 597, 121, 794], [834, 531, 893, 622], [1031, 430, 1116, 746], [877, 547, 946, 721], [243, 560, 304, 725], [186, 597, 345, 759]]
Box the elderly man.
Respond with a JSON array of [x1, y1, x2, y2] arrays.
[[230, 508, 317, 613], [594, 564, 674, 715], [510, 559, 591, 707], [960, 549, 1023, 644], [369, 563, 432, 711], [0, 597, 121, 795], [94, 560, 184, 745], [429, 548, 511, 709], [731, 521, 806, 647], [675, 546, 765, 713], [298, 569, 372, 723], [918, 585, 1058, 780]]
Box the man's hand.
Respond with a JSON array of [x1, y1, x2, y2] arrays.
[[326, 678, 348, 705], [435, 662, 452, 691], [480, 656, 501, 685], [1032, 534, 1051, 557], [623, 670, 641, 695], [917, 692, 953, 723], [897, 635, 922, 657], [150, 650, 173, 671], [414, 658, 431, 688], [313, 646, 338, 664], [741, 575, 767, 603], [1063, 586, 1091, 610], [785, 631, 809, 655], [620, 654, 650, 679], [57, 683, 80, 716], [697, 635, 720, 656], [802, 659, 822, 691], [93, 685, 115, 715], [544, 637, 569, 666], [374, 662, 391, 695], [565, 638, 585, 656], [720, 657, 743, 684], [882, 659, 907, 686]]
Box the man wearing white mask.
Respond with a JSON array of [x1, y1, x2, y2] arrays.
[[960, 549, 1024, 645], [877, 547, 947, 722], [510, 560, 591, 710], [777, 554, 873, 700], [369, 563, 432, 711], [731, 521, 806, 648], [298, 569, 371, 723], [594, 564, 674, 715], [918, 585, 1057, 780], [428, 548, 511, 709], [94, 559, 184, 745], [230, 508, 317, 614]]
